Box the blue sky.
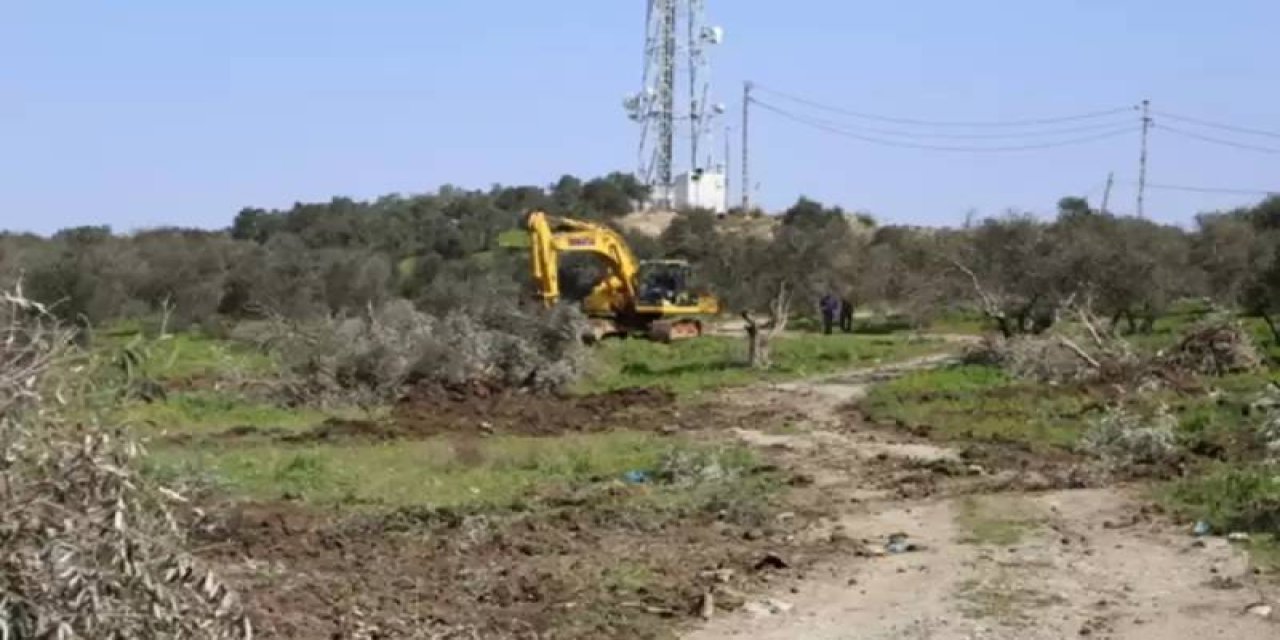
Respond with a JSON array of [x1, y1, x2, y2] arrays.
[[4, 1, 1278, 234]]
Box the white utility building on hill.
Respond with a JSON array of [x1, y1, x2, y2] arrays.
[[672, 169, 728, 213]]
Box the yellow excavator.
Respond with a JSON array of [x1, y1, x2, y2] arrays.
[[524, 211, 720, 341]]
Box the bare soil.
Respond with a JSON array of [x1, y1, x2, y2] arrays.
[[683, 355, 1279, 640], [199, 484, 836, 639], [390, 384, 682, 436], [193, 384, 832, 638], [193, 351, 1278, 639]]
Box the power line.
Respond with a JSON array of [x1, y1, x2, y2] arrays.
[[752, 99, 1138, 152], [753, 83, 1137, 128], [1127, 181, 1278, 196], [1157, 123, 1280, 154], [737, 106, 1135, 140], [1152, 110, 1280, 140]]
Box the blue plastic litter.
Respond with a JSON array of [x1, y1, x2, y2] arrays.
[[623, 470, 651, 485], [1192, 521, 1212, 537], [885, 532, 916, 554]]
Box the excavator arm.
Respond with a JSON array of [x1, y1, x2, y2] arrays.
[[527, 211, 641, 314]]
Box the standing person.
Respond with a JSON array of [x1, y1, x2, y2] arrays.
[[839, 297, 854, 333], [819, 293, 838, 335]]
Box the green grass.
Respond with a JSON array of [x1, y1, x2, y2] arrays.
[[956, 573, 1066, 624], [864, 361, 1280, 454], [148, 431, 767, 510], [928, 310, 990, 336], [1160, 463, 1280, 573], [955, 495, 1043, 546], [113, 391, 338, 437], [96, 330, 275, 382], [862, 364, 1090, 449], [602, 562, 658, 596], [1161, 463, 1280, 533], [1245, 534, 1280, 573], [581, 333, 950, 395]]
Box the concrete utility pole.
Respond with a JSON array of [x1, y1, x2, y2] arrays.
[[1100, 171, 1114, 215], [741, 80, 752, 213], [724, 124, 732, 207], [1137, 99, 1151, 218]]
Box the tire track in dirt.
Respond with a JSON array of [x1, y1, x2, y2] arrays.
[[687, 352, 1277, 640]]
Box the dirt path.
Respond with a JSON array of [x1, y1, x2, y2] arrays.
[[687, 355, 1277, 640]]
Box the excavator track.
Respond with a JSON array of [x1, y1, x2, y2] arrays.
[[646, 319, 703, 343]]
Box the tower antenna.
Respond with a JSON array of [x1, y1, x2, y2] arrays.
[[625, 1, 726, 210]]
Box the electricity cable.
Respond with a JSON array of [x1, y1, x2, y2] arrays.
[[753, 99, 1138, 152], [753, 83, 1138, 128]]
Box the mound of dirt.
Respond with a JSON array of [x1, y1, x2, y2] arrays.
[[190, 386, 686, 445], [384, 384, 678, 437], [179, 385, 764, 446], [615, 209, 679, 237], [200, 494, 828, 640]]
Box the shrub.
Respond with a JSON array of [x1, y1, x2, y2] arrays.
[[1080, 406, 1181, 472], [262, 299, 590, 404]]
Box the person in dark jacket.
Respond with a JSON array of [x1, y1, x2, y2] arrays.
[[839, 297, 854, 333], [819, 293, 839, 335]]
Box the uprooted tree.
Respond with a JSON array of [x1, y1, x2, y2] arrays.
[[0, 287, 251, 639], [238, 298, 592, 406]]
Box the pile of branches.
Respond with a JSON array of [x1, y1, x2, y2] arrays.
[[963, 304, 1142, 384], [244, 299, 591, 405], [1158, 319, 1262, 376], [0, 287, 250, 639], [968, 305, 1262, 388]]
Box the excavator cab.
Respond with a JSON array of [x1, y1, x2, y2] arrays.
[[636, 260, 695, 306], [632, 259, 720, 341]]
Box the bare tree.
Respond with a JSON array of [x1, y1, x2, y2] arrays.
[[743, 282, 791, 369]]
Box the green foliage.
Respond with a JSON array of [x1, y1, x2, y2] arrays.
[[3, 173, 656, 326], [581, 334, 949, 395], [1162, 463, 1280, 532]]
